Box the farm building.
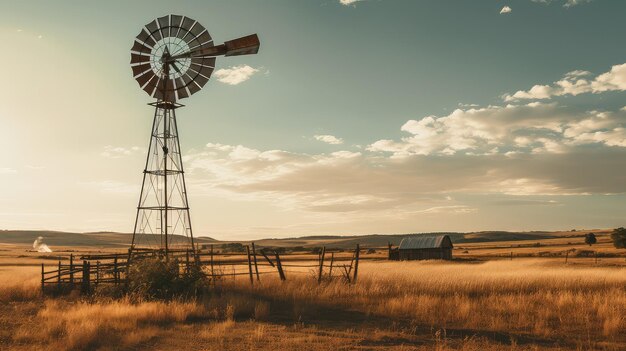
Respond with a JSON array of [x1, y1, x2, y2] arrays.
[[389, 235, 453, 260]]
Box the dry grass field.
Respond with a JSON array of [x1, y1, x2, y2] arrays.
[[0, 231, 625, 350]]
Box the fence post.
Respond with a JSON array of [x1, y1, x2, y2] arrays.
[[318, 246, 326, 283], [126, 248, 132, 285], [96, 261, 100, 286], [510, 251, 513, 261], [328, 252, 335, 279], [353, 244, 360, 283], [57, 260, 61, 290], [114, 255, 119, 285], [252, 243, 260, 282], [69, 254, 74, 286], [81, 260, 90, 294], [210, 244, 215, 281], [388, 242, 392, 260], [275, 252, 286, 281], [186, 250, 190, 274], [565, 251, 569, 264], [595, 251, 598, 264], [41, 263, 44, 292], [246, 245, 254, 285]]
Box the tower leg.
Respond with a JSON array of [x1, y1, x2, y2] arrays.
[[131, 102, 195, 257]]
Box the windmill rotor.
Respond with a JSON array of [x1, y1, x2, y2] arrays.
[[130, 14, 260, 102]]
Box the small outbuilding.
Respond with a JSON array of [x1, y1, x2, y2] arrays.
[[389, 235, 453, 260]]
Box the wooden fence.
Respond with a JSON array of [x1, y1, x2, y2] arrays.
[[41, 244, 384, 293]]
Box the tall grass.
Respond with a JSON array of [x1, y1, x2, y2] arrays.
[[225, 260, 626, 340], [4, 259, 626, 350], [0, 267, 41, 302], [14, 298, 216, 350]]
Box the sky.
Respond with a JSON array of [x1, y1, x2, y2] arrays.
[[1, 0, 626, 240]]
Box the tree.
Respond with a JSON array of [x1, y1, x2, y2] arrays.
[[221, 243, 245, 253], [610, 227, 626, 249], [584, 233, 597, 246]]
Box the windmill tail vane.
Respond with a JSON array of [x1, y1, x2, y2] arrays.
[[128, 15, 259, 256]]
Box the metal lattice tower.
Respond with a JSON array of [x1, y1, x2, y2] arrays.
[[129, 15, 260, 256]]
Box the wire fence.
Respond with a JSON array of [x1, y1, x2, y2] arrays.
[[41, 243, 390, 294]]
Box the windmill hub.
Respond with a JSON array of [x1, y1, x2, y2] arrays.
[[128, 15, 260, 256]]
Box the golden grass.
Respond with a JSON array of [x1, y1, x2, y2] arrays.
[[227, 260, 626, 341], [14, 298, 216, 350], [0, 266, 41, 302], [2, 259, 625, 350]]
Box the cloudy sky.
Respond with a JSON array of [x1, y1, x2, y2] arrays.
[[1, 0, 625, 239]]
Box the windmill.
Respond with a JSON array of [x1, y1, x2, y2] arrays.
[[129, 15, 260, 256]]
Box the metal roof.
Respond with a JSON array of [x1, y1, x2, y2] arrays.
[[399, 235, 452, 249]]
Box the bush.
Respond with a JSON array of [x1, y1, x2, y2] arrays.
[[221, 243, 245, 253], [126, 257, 207, 300], [610, 227, 626, 249]]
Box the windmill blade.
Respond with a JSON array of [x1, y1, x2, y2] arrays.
[[180, 73, 194, 86], [131, 53, 151, 65], [176, 87, 190, 99], [192, 72, 210, 88], [131, 40, 151, 54], [170, 15, 183, 37], [180, 16, 195, 31], [136, 29, 156, 48], [145, 20, 162, 42], [132, 63, 152, 77], [174, 77, 190, 99], [136, 71, 155, 87], [187, 81, 203, 95], [174, 77, 185, 90], [142, 75, 160, 96], [188, 30, 213, 52], [181, 21, 200, 43], [157, 15, 170, 38], [189, 20, 206, 38], [187, 63, 209, 79], [190, 57, 215, 68]]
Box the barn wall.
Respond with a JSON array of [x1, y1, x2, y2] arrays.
[[398, 248, 452, 261]]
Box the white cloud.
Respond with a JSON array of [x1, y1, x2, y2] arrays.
[[500, 6, 512, 14], [415, 206, 477, 214], [367, 103, 626, 157], [214, 65, 259, 85], [504, 63, 626, 101], [564, 0, 592, 7], [531, 0, 593, 7], [314, 134, 344, 145], [101, 145, 143, 158], [183, 136, 626, 218], [339, 0, 363, 6]]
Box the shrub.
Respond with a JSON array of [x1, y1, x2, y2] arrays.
[[126, 257, 207, 299], [221, 243, 245, 253]]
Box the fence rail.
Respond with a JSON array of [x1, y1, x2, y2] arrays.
[[41, 243, 373, 294]]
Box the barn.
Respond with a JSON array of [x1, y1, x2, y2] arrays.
[[392, 235, 453, 260]]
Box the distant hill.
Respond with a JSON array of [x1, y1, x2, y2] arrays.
[[0, 230, 216, 248], [0, 229, 607, 250]]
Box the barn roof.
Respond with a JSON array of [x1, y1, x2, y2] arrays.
[[399, 235, 452, 249]]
